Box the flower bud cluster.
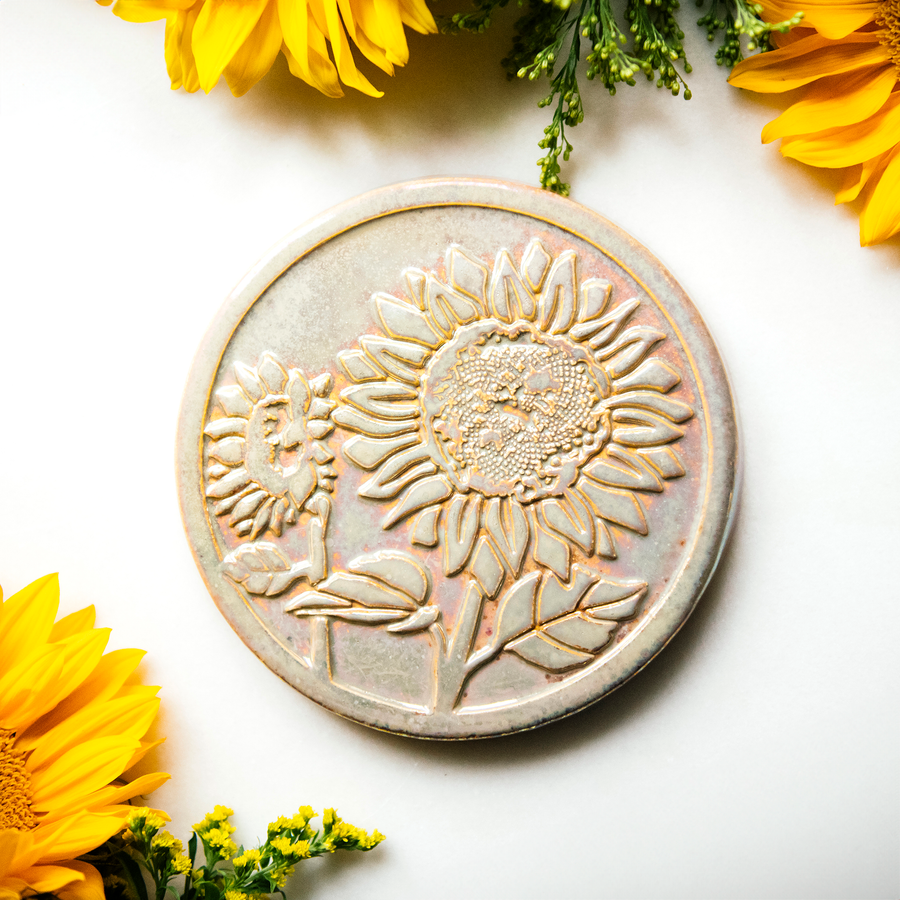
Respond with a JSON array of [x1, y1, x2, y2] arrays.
[[697, 0, 801, 66], [438, 0, 798, 191]]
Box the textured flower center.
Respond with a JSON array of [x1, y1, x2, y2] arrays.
[[244, 397, 305, 497], [421, 321, 610, 500], [0, 729, 36, 830], [878, 0, 900, 71]]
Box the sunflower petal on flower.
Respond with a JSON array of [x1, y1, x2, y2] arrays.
[[763, 0, 880, 39], [0, 575, 168, 900], [729, 0, 900, 244], [99, 0, 436, 98]]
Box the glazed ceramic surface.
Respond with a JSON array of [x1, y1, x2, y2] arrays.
[[177, 178, 738, 738]]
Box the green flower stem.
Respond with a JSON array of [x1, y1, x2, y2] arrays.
[[441, 0, 801, 192]]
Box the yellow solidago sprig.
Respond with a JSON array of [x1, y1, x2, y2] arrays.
[[88, 804, 384, 900]]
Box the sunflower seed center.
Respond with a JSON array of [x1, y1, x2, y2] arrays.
[[0, 729, 37, 830], [423, 322, 610, 501], [878, 0, 900, 71]]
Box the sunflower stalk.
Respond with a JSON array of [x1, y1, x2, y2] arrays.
[[441, 0, 800, 192]]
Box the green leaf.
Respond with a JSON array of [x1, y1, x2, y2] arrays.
[[117, 850, 150, 900]]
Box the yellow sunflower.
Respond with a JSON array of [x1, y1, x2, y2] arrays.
[[0, 575, 169, 900], [98, 0, 436, 98], [729, 0, 900, 245]]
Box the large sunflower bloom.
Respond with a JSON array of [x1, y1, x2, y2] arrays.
[[99, 0, 436, 98], [729, 0, 900, 245], [0, 575, 169, 900]]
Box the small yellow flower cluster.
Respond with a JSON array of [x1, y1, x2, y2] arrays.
[[124, 810, 196, 878], [194, 805, 238, 860], [95, 801, 384, 900], [205, 827, 238, 860], [193, 806, 235, 833], [270, 836, 312, 860], [151, 831, 184, 853], [231, 847, 261, 873], [172, 854, 194, 876], [126, 808, 168, 838], [152, 830, 194, 874], [321, 808, 385, 851], [328, 821, 385, 850], [266, 805, 315, 836]]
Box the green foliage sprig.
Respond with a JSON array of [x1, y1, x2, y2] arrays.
[[84, 806, 384, 900], [442, 0, 801, 193]]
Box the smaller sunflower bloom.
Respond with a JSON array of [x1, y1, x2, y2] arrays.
[[0, 575, 169, 900], [729, 0, 900, 245], [97, 0, 436, 99]]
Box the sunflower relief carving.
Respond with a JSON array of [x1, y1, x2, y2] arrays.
[[206, 241, 694, 714], [276, 240, 695, 711], [333, 240, 691, 586], [203, 353, 336, 590]]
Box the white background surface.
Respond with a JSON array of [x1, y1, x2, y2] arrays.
[[2, 1, 899, 897]]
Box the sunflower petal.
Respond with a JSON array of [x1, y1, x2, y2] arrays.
[[111, 0, 193, 24], [279, 0, 311, 80], [8, 630, 111, 732], [165, 5, 203, 92], [121, 736, 166, 771], [442, 494, 482, 576], [28, 737, 141, 812], [9, 864, 85, 895], [193, 0, 270, 93], [762, 66, 896, 142], [315, 0, 383, 96], [283, 29, 344, 98], [760, 0, 878, 39], [48, 607, 96, 642], [859, 145, 900, 245], [25, 694, 160, 771], [0, 574, 59, 670], [340, 0, 397, 72], [484, 496, 529, 576], [0, 646, 66, 731], [34, 814, 127, 864], [780, 91, 900, 167], [20, 649, 146, 741], [397, 0, 436, 34], [729, 32, 886, 92], [56, 861, 104, 900], [39, 771, 171, 824], [0, 831, 33, 879]]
